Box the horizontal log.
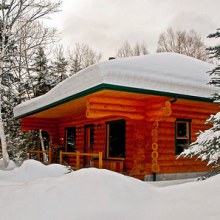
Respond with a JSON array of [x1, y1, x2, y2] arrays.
[[158, 128, 175, 135], [21, 122, 57, 128], [158, 148, 175, 154], [172, 103, 219, 113], [174, 100, 219, 109], [22, 118, 56, 123], [148, 101, 167, 109], [88, 96, 147, 107], [158, 159, 208, 166], [146, 101, 172, 118], [158, 135, 174, 142], [147, 116, 175, 122], [191, 119, 207, 125], [157, 154, 176, 160], [158, 117, 176, 122], [86, 109, 145, 120], [171, 111, 210, 119], [87, 102, 145, 113]]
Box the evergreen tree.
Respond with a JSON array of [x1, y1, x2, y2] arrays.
[[31, 46, 53, 97], [52, 45, 68, 84], [180, 28, 220, 168]]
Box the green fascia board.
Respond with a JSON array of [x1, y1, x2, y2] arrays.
[[15, 83, 214, 119]]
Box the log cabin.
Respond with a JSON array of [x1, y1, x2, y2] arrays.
[[13, 52, 219, 180]]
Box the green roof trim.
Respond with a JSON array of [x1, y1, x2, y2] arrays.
[[16, 83, 214, 119]]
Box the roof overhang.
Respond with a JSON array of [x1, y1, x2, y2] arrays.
[[15, 83, 215, 119]]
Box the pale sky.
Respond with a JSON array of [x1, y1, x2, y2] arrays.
[[47, 0, 220, 58]]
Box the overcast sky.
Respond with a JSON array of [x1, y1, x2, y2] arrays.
[[48, 0, 220, 58]]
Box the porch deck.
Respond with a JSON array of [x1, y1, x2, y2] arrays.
[[28, 150, 124, 173]]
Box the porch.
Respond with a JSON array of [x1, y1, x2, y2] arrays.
[[29, 149, 124, 172]]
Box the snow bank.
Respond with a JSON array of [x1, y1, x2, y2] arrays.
[[0, 160, 219, 220], [0, 159, 69, 182], [0, 158, 18, 170], [14, 52, 217, 118]]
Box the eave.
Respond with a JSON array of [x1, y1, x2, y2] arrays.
[[15, 83, 215, 119]]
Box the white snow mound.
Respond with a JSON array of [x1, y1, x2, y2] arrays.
[[0, 159, 69, 182], [0, 158, 18, 170], [0, 160, 219, 220]]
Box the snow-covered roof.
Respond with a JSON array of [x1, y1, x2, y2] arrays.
[[14, 52, 218, 118]]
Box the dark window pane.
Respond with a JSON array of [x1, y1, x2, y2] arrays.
[[177, 122, 187, 137], [175, 120, 191, 155], [176, 139, 188, 154], [66, 127, 76, 152]]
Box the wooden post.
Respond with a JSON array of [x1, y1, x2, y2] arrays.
[[48, 150, 52, 164], [76, 151, 80, 170], [37, 151, 40, 161], [98, 152, 103, 169], [60, 151, 63, 164]]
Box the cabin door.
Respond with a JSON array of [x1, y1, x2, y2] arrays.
[[84, 124, 94, 166]]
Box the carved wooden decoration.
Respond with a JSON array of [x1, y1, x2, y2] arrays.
[[150, 100, 172, 173]]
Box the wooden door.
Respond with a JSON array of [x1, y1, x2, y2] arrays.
[[106, 120, 126, 159], [84, 124, 94, 166]]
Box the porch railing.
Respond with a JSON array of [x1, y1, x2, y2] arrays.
[[59, 151, 103, 170], [29, 150, 52, 164]]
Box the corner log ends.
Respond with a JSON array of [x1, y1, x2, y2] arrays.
[[147, 100, 172, 174]]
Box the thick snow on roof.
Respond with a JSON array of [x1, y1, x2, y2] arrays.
[[14, 52, 217, 118], [0, 160, 220, 220]]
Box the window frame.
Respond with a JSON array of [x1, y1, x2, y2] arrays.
[[65, 127, 76, 152], [175, 119, 191, 155]]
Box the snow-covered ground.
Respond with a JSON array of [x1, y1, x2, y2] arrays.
[[0, 159, 219, 220]]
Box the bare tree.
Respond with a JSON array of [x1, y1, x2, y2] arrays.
[[116, 41, 149, 58], [11, 20, 58, 100], [157, 28, 208, 61], [0, 0, 61, 167], [68, 43, 102, 75]]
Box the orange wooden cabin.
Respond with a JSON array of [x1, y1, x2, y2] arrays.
[[14, 53, 219, 180]]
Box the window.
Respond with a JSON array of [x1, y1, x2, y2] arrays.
[[65, 127, 76, 152], [175, 119, 191, 155], [106, 120, 126, 158]]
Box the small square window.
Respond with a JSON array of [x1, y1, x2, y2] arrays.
[[175, 119, 191, 155]]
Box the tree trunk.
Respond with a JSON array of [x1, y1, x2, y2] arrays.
[[39, 129, 47, 163], [0, 53, 9, 167]]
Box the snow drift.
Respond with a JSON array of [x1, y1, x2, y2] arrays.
[[0, 160, 219, 220]]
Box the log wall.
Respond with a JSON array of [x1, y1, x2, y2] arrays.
[[155, 100, 218, 174], [21, 117, 59, 144], [21, 96, 219, 179]]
